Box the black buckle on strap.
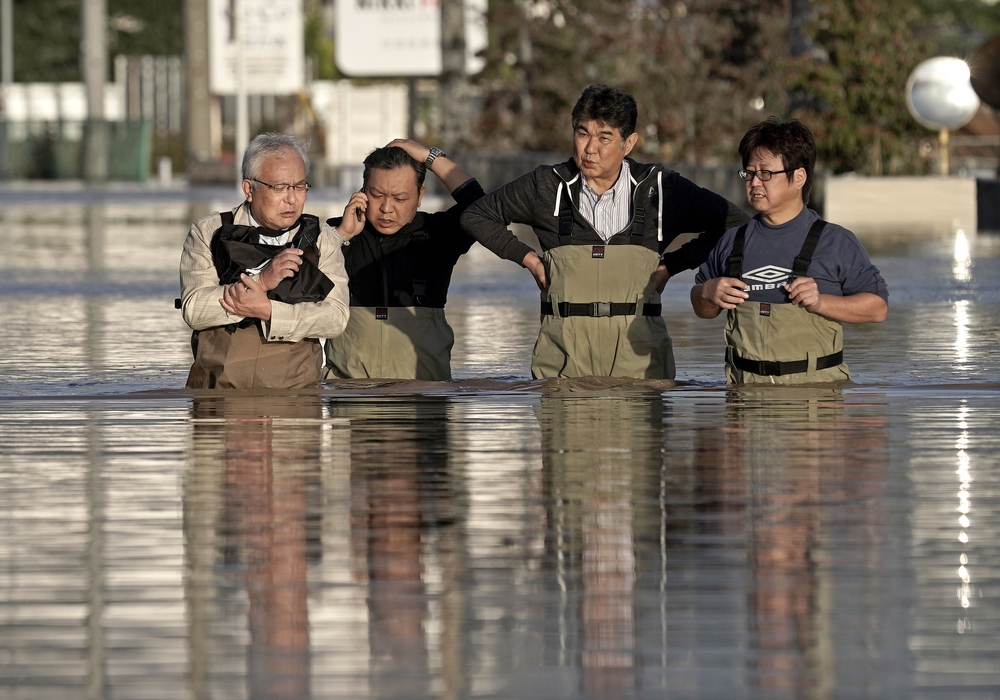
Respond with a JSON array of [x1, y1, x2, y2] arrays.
[[540, 301, 660, 317], [730, 350, 843, 376]]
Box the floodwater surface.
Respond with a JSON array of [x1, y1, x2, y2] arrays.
[[1, 188, 999, 699]]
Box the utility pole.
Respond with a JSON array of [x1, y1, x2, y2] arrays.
[[233, 0, 248, 190], [439, 0, 469, 153], [185, 0, 213, 174], [82, 0, 108, 183], [1, 0, 13, 85]]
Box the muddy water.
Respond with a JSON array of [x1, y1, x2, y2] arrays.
[[1, 191, 999, 698]]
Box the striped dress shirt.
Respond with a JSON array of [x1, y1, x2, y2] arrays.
[[577, 160, 633, 241]]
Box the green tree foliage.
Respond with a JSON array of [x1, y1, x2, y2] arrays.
[[12, 0, 182, 82], [13, 0, 81, 81], [471, 0, 997, 174], [305, 0, 340, 80], [473, 0, 799, 160], [781, 0, 933, 174], [107, 0, 184, 57]]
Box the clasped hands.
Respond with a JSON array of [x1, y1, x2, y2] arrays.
[[219, 248, 304, 322], [700, 275, 822, 312]]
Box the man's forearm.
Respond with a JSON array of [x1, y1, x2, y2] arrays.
[[811, 292, 888, 324], [690, 283, 724, 319], [460, 198, 534, 264]]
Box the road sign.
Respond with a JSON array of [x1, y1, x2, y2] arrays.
[[335, 0, 486, 77], [208, 0, 304, 95]]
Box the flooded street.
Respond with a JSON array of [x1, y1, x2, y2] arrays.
[[1, 187, 1000, 698]]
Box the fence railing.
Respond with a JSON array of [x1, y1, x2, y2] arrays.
[[0, 120, 151, 181]]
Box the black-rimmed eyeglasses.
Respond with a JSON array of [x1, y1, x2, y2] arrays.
[[252, 178, 311, 194], [738, 168, 795, 182]]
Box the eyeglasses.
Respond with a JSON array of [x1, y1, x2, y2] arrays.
[[251, 178, 311, 194], [738, 168, 796, 182]]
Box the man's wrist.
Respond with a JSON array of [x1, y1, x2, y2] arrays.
[[425, 147, 446, 168]]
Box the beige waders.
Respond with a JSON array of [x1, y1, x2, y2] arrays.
[[324, 306, 455, 381], [186, 324, 324, 389], [722, 217, 849, 385], [724, 303, 850, 385], [532, 245, 674, 379]]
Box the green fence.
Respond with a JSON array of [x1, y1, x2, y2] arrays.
[[0, 120, 151, 181]]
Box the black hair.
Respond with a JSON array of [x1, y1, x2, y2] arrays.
[[738, 118, 816, 204], [571, 84, 638, 141], [362, 146, 427, 190]]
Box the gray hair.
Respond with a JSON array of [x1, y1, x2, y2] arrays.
[[241, 132, 310, 182]]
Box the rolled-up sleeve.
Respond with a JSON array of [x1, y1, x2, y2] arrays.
[[180, 212, 245, 330]]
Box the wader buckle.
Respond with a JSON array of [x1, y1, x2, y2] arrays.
[[592, 302, 612, 317]]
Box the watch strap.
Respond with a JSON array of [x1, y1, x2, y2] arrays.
[[425, 147, 446, 167]]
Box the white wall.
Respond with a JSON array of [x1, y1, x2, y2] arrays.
[[0, 82, 125, 121], [310, 80, 408, 168]]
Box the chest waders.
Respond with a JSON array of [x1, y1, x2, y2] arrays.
[[533, 190, 673, 379], [186, 212, 329, 390], [324, 229, 455, 381], [724, 219, 850, 385]]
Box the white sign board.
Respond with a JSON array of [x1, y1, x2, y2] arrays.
[[209, 0, 304, 95], [335, 0, 486, 77]]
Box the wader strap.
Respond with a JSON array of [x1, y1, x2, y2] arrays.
[[558, 185, 574, 246], [411, 229, 429, 305], [293, 214, 321, 252], [792, 219, 827, 277], [221, 210, 234, 227], [631, 206, 645, 243], [729, 348, 843, 376], [540, 301, 662, 317], [727, 224, 748, 279]]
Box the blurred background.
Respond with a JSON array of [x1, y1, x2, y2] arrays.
[[0, 0, 998, 196]]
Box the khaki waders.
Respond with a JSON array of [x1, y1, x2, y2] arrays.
[[533, 245, 674, 379], [324, 306, 455, 381], [724, 303, 849, 385], [186, 324, 324, 389], [723, 218, 849, 385]]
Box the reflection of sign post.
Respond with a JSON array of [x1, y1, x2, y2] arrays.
[[906, 57, 980, 176], [208, 0, 304, 94]]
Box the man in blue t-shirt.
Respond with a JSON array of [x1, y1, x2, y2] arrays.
[[690, 118, 888, 384]]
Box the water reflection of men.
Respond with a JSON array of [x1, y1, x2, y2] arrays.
[[461, 84, 747, 379], [180, 133, 350, 389], [691, 119, 888, 384], [333, 398, 467, 697], [695, 388, 891, 694], [325, 140, 485, 380], [185, 396, 324, 699], [538, 387, 665, 696]]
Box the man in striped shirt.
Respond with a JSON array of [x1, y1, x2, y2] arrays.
[[461, 84, 746, 379]]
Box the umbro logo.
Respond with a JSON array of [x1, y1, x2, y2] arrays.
[[743, 265, 791, 284]]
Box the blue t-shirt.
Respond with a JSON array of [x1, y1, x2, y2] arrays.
[[695, 207, 888, 304]]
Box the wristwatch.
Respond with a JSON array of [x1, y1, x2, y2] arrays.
[[425, 147, 446, 167]]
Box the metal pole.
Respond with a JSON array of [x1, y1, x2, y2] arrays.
[[439, 0, 468, 153], [1, 0, 13, 85], [939, 127, 949, 177], [234, 0, 249, 192], [185, 0, 213, 169], [82, 0, 108, 183]]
